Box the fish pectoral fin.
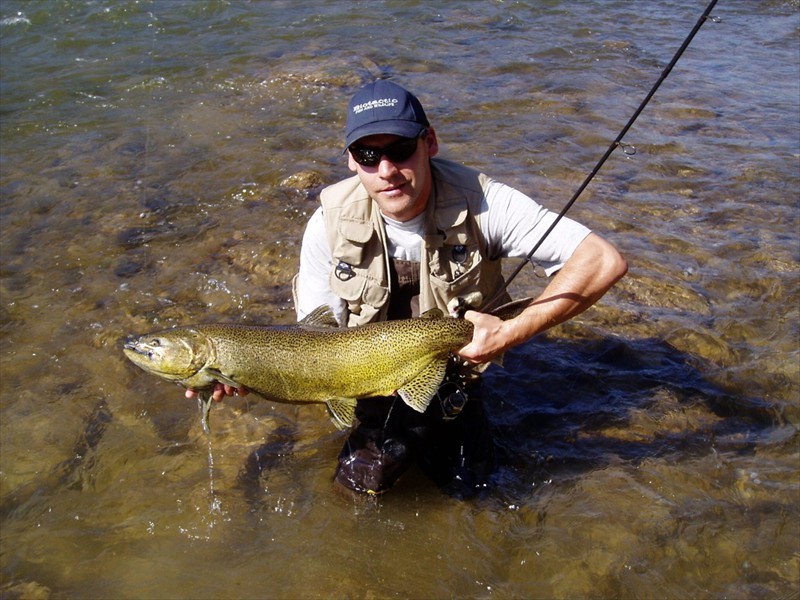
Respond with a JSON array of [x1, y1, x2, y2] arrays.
[[326, 398, 357, 430], [204, 368, 243, 390], [197, 391, 213, 435], [396, 359, 448, 413]]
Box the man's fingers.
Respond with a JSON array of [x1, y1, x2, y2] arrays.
[[185, 384, 247, 402]]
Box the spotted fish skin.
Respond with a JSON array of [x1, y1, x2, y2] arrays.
[[122, 300, 530, 428]]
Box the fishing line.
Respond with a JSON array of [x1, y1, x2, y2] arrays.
[[131, 7, 160, 282], [140, 8, 158, 209], [481, 0, 720, 312]]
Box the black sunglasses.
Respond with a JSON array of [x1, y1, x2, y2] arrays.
[[349, 130, 427, 167]]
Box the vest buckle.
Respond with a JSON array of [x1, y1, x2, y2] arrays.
[[335, 260, 356, 281]]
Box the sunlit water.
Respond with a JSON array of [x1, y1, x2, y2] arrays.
[[1, 1, 798, 598]]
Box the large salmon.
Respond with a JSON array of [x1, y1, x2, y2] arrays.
[[123, 298, 530, 429]]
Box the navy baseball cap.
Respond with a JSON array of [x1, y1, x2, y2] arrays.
[[344, 80, 430, 149]]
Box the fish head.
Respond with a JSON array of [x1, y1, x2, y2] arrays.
[[123, 327, 210, 383]]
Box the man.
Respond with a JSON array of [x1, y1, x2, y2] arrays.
[[190, 80, 627, 496]]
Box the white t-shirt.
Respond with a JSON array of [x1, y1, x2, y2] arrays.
[[295, 179, 591, 323]]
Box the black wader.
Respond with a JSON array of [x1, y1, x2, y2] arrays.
[[334, 259, 495, 496]]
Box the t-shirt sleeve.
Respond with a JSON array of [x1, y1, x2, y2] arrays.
[[481, 180, 591, 275], [294, 207, 347, 324]]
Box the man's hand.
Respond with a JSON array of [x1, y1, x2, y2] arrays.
[[457, 311, 510, 364], [457, 233, 627, 364], [185, 384, 248, 403]]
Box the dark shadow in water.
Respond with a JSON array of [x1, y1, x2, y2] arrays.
[[481, 333, 787, 499], [235, 424, 297, 511]]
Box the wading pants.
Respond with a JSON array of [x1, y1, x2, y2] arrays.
[[334, 380, 495, 497]]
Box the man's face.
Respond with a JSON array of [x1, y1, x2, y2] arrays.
[[347, 128, 439, 222]]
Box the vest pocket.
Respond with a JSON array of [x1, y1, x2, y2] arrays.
[[428, 246, 483, 298], [329, 269, 389, 309]]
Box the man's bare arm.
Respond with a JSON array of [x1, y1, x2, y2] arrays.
[[458, 233, 627, 363]]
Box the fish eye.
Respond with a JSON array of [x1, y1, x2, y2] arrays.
[[151, 339, 161, 347]]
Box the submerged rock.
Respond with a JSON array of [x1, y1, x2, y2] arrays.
[[279, 170, 325, 190]]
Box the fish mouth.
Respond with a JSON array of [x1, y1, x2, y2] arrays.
[[123, 339, 151, 358]]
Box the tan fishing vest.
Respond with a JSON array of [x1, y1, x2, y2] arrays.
[[320, 158, 510, 327]]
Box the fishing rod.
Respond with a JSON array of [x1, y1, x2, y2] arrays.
[[481, 0, 720, 312]]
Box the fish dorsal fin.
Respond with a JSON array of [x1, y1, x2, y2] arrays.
[[300, 305, 340, 328], [326, 398, 357, 430], [396, 358, 448, 413], [419, 308, 444, 320]]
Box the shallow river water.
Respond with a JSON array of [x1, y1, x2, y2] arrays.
[[1, 1, 798, 598]]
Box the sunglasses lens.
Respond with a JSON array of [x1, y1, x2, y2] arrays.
[[384, 138, 417, 162], [352, 147, 381, 166], [350, 136, 420, 167], [385, 138, 418, 162]]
